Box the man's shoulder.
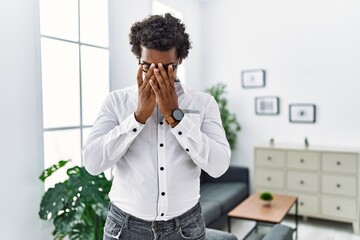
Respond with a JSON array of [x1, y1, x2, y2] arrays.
[[107, 85, 137, 100], [182, 84, 214, 101]]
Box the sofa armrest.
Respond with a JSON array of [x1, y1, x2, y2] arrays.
[[201, 166, 249, 195], [263, 224, 294, 240]]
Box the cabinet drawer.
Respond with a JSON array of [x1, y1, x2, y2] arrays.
[[321, 196, 357, 220], [322, 175, 357, 197], [288, 192, 318, 215], [287, 171, 318, 192], [256, 149, 285, 168], [255, 168, 284, 189], [287, 151, 320, 170], [322, 153, 357, 174]]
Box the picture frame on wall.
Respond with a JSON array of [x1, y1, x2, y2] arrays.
[[255, 96, 280, 115], [289, 104, 316, 123], [241, 69, 266, 88]]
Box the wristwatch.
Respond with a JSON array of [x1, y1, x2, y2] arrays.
[[165, 109, 184, 125]]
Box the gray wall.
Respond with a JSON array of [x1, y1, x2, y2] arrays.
[[0, 0, 52, 238]]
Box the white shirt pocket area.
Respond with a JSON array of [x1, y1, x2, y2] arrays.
[[182, 109, 201, 127]]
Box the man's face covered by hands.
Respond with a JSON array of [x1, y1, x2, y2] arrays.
[[139, 46, 180, 82], [134, 45, 182, 126]]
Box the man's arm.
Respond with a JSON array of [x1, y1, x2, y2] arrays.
[[172, 96, 231, 178], [82, 93, 144, 175], [83, 65, 156, 175]]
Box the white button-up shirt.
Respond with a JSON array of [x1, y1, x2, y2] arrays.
[[82, 82, 231, 221]]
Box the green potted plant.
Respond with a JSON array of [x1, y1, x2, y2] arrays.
[[259, 191, 273, 206], [206, 83, 241, 150], [38, 159, 112, 240]]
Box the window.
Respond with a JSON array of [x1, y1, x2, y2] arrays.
[[152, 1, 186, 83], [39, 0, 110, 189]]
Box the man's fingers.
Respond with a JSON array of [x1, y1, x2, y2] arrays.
[[144, 75, 155, 93], [168, 65, 175, 88], [158, 63, 170, 90], [137, 64, 143, 88], [149, 79, 160, 95], [143, 64, 155, 84], [154, 68, 167, 94]]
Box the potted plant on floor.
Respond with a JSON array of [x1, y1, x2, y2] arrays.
[[38, 159, 112, 240]]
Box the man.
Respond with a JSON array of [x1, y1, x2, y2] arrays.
[[82, 13, 231, 240]]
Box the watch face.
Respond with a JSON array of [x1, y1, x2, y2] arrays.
[[172, 109, 184, 121]]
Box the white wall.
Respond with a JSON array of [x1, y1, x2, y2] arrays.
[[156, 0, 203, 90], [109, 0, 203, 91], [0, 0, 52, 238], [201, 0, 360, 182], [109, 0, 152, 90]]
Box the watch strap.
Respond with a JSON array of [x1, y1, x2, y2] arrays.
[[165, 115, 175, 125]]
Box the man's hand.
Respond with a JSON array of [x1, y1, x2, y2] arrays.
[[134, 64, 156, 124], [149, 63, 179, 121]]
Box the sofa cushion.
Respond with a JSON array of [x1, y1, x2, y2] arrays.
[[200, 182, 248, 213], [199, 200, 221, 225]]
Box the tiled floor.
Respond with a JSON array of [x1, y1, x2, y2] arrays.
[[223, 216, 360, 240]]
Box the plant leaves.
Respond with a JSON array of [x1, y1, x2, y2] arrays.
[[39, 182, 68, 220], [39, 159, 71, 182], [39, 163, 111, 240], [206, 83, 241, 150]]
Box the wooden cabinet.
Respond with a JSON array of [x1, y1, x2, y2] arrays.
[[254, 144, 360, 234]]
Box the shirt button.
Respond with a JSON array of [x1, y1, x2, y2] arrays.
[[186, 148, 189, 152], [133, 128, 137, 132], [160, 167, 164, 171], [178, 131, 182, 135], [160, 121, 164, 125], [161, 213, 164, 216], [161, 192, 165, 196], [160, 143, 164, 147]]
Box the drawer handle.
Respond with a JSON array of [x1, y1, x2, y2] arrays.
[[336, 184, 341, 188], [300, 180, 304, 185], [336, 161, 341, 166], [336, 206, 341, 211], [267, 177, 271, 181], [300, 202, 304, 206], [267, 156, 272, 161], [300, 159, 304, 163]]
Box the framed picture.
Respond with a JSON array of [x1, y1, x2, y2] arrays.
[[289, 104, 316, 123], [242, 69, 266, 88], [255, 96, 280, 115]]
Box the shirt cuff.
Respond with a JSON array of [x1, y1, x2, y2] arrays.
[[170, 114, 194, 136]]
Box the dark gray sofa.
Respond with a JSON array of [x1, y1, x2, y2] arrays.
[[200, 166, 249, 229], [263, 224, 294, 240]]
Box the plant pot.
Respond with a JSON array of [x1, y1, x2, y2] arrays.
[[261, 199, 272, 207]]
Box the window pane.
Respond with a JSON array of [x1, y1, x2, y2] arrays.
[[81, 46, 109, 125], [41, 38, 80, 128], [80, 0, 109, 47], [44, 129, 81, 190], [39, 0, 79, 41]]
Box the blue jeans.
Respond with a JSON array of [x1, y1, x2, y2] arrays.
[[104, 202, 206, 240]]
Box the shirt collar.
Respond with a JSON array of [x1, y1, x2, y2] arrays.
[[175, 80, 188, 96]]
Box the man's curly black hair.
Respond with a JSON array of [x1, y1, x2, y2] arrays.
[[129, 13, 192, 60]]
